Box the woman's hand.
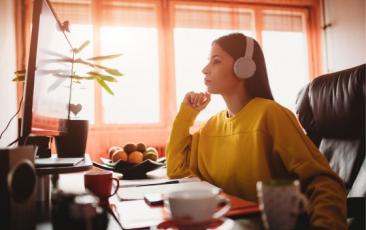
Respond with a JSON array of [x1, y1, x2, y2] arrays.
[[183, 91, 211, 111]]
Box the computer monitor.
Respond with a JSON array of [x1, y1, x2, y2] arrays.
[[20, 0, 74, 145]]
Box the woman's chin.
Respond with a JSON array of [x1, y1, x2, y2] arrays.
[[206, 87, 213, 94], [206, 88, 219, 94]]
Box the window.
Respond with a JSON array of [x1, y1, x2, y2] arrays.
[[20, 0, 321, 157], [101, 27, 160, 124], [261, 11, 310, 111]]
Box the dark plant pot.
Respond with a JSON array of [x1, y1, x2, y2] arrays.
[[55, 120, 89, 158]]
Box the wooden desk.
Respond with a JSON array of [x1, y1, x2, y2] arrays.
[[38, 168, 263, 230], [36, 167, 312, 230]]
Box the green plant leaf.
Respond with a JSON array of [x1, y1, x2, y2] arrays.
[[85, 71, 99, 77], [71, 74, 94, 80], [73, 59, 123, 78], [73, 58, 93, 66], [87, 71, 118, 82], [99, 75, 118, 82], [96, 78, 114, 95], [73, 40, 90, 54], [73, 59, 113, 74], [72, 59, 102, 73], [86, 63, 123, 77], [86, 53, 122, 61], [104, 68, 123, 76], [93, 63, 112, 70]]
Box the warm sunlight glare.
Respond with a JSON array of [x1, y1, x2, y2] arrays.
[[100, 27, 160, 124], [262, 31, 309, 111]]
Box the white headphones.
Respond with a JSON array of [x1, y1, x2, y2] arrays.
[[233, 36, 256, 79]]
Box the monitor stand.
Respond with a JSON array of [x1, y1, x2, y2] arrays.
[[25, 136, 52, 158], [17, 118, 51, 158]]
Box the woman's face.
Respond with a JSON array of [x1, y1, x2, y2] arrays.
[[202, 43, 241, 95]]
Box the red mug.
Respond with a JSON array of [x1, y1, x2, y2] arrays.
[[84, 171, 120, 201]]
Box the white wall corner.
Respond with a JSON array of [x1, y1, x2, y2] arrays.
[[0, 0, 18, 147], [323, 0, 366, 73]]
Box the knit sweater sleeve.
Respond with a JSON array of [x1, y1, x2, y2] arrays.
[[266, 104, 347, 230], [166, 103, 201, 178]]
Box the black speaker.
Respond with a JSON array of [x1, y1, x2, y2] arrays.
[[0, 146, 37, 230]]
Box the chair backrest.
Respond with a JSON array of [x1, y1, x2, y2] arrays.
[[296, 64, 365, 197]]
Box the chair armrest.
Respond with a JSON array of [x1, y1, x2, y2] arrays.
[[347, 197, 365, 218]]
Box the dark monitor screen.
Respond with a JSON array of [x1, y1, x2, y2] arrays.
[[21, 0, 73, 139]]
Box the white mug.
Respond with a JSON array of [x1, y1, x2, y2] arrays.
[[256, 180, 308, 230], [165, 188, 231, 224]]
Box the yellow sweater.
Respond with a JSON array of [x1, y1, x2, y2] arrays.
[[166, 98, 347, 229]]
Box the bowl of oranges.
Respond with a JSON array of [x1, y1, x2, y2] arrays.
[[94, 143, 165, 179]]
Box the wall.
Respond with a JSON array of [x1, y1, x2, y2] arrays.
[[0, 0, 17, 147], [323, 0, 366, 72]]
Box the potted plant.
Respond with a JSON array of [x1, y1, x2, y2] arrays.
[[13, 40, 123, 99], [14, 40, 122, 157]]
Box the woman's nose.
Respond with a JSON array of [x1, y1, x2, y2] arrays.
[[202, 64, 209, 75]]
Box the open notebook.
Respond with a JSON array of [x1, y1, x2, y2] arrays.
[[35, 155, 84, 167]]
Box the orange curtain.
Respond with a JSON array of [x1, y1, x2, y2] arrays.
[[173, 2, 252, 30], [14, 0, 32, 103]]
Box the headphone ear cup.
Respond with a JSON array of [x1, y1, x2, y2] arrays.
[[234, 57, 256, 79]]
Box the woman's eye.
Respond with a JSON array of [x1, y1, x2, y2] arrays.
[[212, 59, 221, 64]]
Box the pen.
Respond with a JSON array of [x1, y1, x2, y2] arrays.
[[136, 180, 179, 187]]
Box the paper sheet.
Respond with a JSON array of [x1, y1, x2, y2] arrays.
[[117, 180, 220, 200]]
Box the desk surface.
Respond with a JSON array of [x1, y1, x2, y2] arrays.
[[36, 168, 264, 230]]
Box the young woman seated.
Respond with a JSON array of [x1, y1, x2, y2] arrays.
[[166, 33, 347, 229]]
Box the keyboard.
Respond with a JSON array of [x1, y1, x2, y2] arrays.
[[35, 155, 84, 167]]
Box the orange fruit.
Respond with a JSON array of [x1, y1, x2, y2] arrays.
[[108, 146, 122, 159], [128, 151, 144, 164], [112, 150, 128, 162]]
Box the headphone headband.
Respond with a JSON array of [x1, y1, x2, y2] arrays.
[[244, 37, 254, 59]]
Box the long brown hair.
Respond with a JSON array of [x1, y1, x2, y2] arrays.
[[213, 33, 274, 100]]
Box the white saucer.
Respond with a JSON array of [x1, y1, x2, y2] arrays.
[[156, 217, 235, 229]]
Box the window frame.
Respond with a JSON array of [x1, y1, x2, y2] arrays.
[[18, 0, 322, 158]]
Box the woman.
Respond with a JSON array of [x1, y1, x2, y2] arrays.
[[166, 33, 347, 229]]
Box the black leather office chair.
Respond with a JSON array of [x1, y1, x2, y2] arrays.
[[295, 64, 365, 230]]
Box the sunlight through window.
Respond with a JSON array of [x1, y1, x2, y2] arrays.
[[262, 32, 309, 111], [100, 27, 160, 124]]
